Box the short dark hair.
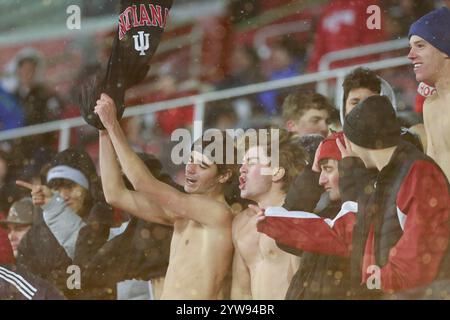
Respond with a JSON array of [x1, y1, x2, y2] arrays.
[[342, 67, 381, 113], [282, 91, 334, 123], [191, 130, 238, 184]]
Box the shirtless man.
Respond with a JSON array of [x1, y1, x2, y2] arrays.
[[408, 7, 450, 179], [231, 130, 307, 299], [95, 94, 237, 299]]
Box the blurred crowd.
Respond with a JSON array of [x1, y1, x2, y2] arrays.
[[0, 0, 449, 300]]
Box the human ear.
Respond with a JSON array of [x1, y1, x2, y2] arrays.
[[218, 170, 232, 184], [272, 167, 285, 182]]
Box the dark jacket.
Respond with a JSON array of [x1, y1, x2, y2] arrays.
[[74, 216, 173, 293], [0, 264, 65, 300], [16, 203, 116, 300], [340, 141, 450, 298], [258, 141, 450, 298], [285, 201, 351, 300], [16, 209, 73, 295]]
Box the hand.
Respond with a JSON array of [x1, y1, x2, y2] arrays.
[[94, 93, 118, 130], [336, 135, 356, 158], [311, 141, 323, 173], [16, 180, 53, 206], [248, 204, 266, 223]]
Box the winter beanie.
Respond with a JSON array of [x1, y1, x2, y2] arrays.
[[409, 7, 450, 57], [343, 95, 401, 149]]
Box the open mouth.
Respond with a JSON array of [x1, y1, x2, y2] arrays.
[[239, 175, 246, 190], [185, 177, 197, 185], [413, 63, 422, 71]]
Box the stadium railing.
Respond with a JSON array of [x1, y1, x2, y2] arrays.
[[0, 55, 410, 151], [316, 37, 410, 106]]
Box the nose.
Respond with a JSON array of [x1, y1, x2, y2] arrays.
[[239, 163, 248, 174], [407, 47, 416, 60], [319, 171, 328, 187], [186, 163, 196, 175]]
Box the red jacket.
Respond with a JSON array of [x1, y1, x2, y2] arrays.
[[258, 145, 450, 293]]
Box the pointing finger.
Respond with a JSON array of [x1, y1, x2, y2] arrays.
[[16, 180, 34, 190]]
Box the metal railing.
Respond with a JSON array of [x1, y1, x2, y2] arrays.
[[0, 55, 411, 150], [316, 38, 410, 100]]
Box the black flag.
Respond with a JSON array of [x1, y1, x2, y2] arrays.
[[81, 0, 174, 130]]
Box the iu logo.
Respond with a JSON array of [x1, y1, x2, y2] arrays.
[[133, 31, 150, 56]]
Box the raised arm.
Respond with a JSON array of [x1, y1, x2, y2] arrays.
[[95, 94, 230, 227], [99, 130, 172, 226]]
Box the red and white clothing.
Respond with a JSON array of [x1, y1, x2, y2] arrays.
[[258, 142, 450, 294], [415, 82, 436, 113]]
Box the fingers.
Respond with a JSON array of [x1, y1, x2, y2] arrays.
[[336, 138, 346, 154], [343, 135, 352, 152], [312, 142, 322, 173], [94, 94, 116, 121], [16, 180, 34, 190], [248, 204, 266, 218], [100, 93, 113, 103], [256, 215, 266, 223], [248, 204, 266, 223], [248, 204, 257, 214], [248, 204, 261, 214], [17, 180, 45, 195], [16, 180, 50, 206], [311, 159, 320, 173]]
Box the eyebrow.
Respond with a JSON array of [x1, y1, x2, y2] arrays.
[[201, 161, 210, 168], [411, 40, 425, 46], [190, 155, 211, 167]]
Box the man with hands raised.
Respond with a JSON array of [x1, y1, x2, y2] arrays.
[[94, 93, 237, 299]]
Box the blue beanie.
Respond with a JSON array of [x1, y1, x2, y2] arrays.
[[408, 7, 450, 57]]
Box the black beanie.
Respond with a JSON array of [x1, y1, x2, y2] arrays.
[[343, 95, 401, 149]]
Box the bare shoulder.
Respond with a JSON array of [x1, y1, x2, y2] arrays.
[[190, 193, 233, 224]]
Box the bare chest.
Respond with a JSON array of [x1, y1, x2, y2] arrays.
[[171, 220, 202, 255], [237, 217, 286, 265], [425, 99, 450, 149]]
